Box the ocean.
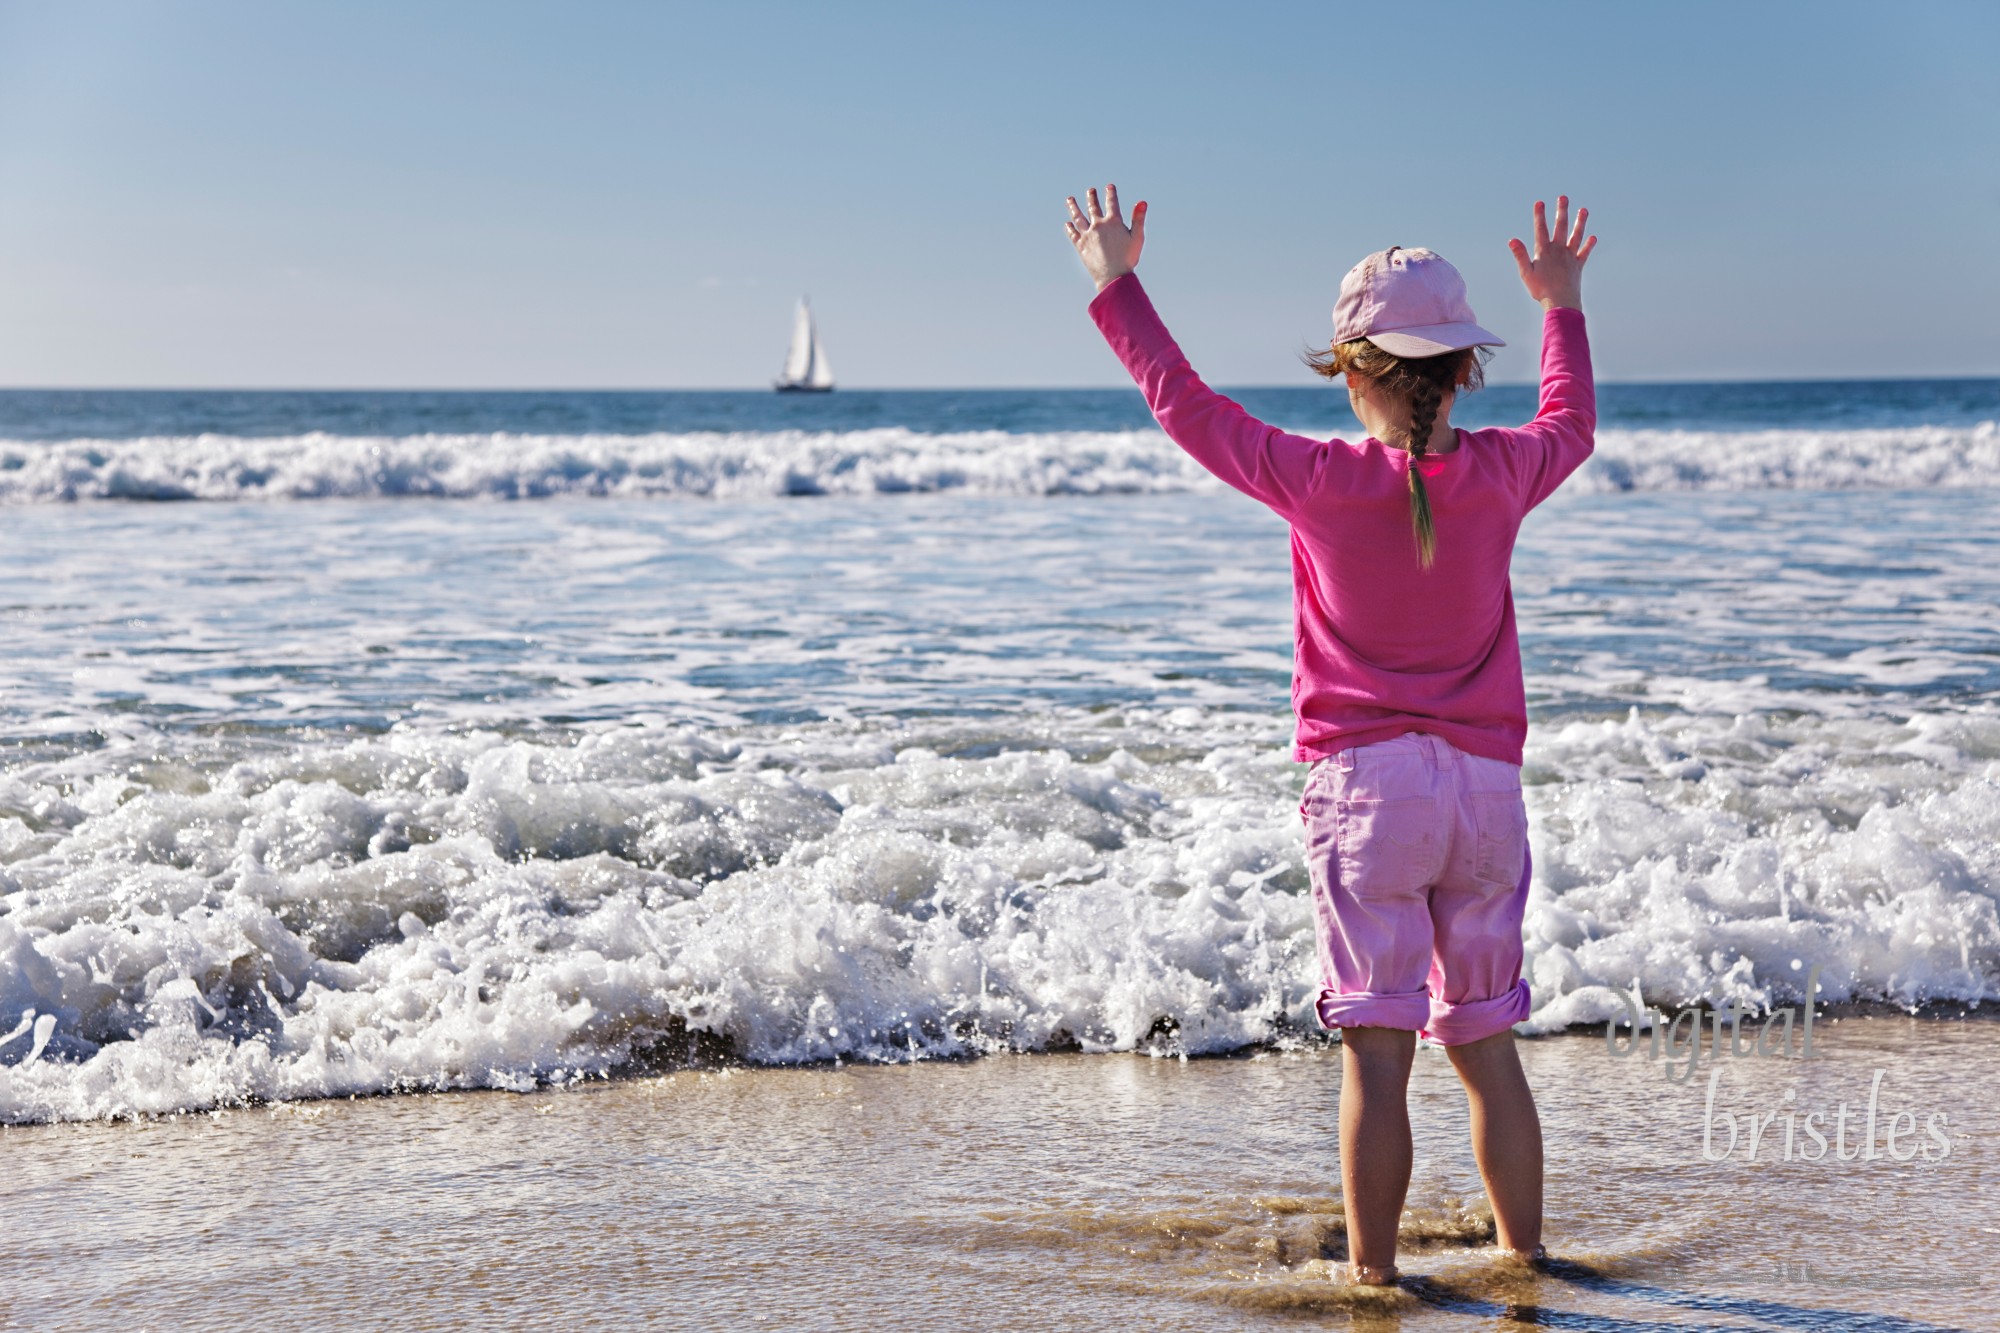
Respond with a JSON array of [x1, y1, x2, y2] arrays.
[[0, 378, 1996, 1126]]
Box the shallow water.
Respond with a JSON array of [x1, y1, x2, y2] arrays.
[[1, 1019, 1990, 1330]]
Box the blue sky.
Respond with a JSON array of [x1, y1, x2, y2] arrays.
[[0, 1, 1994, 388]]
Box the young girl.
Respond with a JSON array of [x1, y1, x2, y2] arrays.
[[1063, 184, 1596, 1286]]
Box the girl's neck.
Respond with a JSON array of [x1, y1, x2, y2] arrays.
[[1354, 393, 1459, 454]]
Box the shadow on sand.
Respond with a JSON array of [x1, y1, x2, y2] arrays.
[[1391, 1256, 1976, 1333]]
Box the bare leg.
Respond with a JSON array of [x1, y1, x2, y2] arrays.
[[1338, 1025, 1417, 1280], [1444, 1029, 1543, 1255]]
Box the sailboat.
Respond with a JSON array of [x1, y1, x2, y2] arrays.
[[774, 297, 835, 393]]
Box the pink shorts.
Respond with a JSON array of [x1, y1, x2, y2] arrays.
[[1300, 732, 1533, 1046]]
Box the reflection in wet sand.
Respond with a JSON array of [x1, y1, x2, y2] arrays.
[[2, 1018, 1990, 1329]]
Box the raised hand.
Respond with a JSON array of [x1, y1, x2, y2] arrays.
[[1064, 183, 1147, 293], [1509, 196, 1596, 312]]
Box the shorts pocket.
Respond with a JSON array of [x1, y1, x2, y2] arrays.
[[1335, 797, 1440, 897], [1471, 790, 1529, 886]]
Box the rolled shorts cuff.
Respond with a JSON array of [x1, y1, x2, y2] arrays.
[[1420, 980, 1532, 1046], [1315, 987, 1431, 1033]]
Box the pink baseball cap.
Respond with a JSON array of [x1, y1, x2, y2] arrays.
[[1333, 246, 1504, 357]]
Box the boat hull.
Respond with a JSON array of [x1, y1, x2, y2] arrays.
[[773, 383, 835, 393]]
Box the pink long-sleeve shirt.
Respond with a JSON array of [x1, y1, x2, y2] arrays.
[[1089, 274, 1596, 767]]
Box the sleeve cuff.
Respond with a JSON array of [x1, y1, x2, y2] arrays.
[[1087, 270, 1144, 314], [1087, 272, 1149, 337]]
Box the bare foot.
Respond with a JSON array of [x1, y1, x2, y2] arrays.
[[1347, 1261, 1401, 1286]]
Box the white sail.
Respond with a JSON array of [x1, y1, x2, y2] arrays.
[[777, 297, 834, 391], [781, 299, 814, 385], [805, 313, 834, 388]]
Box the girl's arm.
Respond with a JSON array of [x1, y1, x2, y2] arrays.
[[1506, 197, 1599, 509], [1066, 185, 1329, 516]]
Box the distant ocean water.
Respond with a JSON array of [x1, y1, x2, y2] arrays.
[[1, 379, 1996, 1122]]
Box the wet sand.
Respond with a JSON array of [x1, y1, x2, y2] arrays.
[[2, 1016, 1993, 1331]]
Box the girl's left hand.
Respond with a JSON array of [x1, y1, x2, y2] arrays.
[[1065, 184, 1146, 292]]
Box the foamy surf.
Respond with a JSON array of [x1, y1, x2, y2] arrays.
[[0, 419, 1995, 503], [1, 703, 1995, 1124]]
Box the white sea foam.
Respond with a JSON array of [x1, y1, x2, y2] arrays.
[[1, 704, 1995, 1123], [0, 429, 1205, 502], [1573, 420, 2000, 494], [0, 420, 1995, 503], [0, 724, 1306, 1120]]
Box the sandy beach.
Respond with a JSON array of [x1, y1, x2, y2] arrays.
[[3, 1014, 1991, 1331]]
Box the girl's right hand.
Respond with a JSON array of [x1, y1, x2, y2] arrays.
[[1065, 184, 1147, 293], [1509, 196, 1596, 312]]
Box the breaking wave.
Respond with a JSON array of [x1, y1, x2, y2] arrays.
[[2, 707, 1996, 1123], [0, 421, 1995, 502]]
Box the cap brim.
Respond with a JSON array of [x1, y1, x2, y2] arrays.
[[1366, 322, 1506, 357]]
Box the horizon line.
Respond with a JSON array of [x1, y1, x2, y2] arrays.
[[0, 372, 1996, 394]]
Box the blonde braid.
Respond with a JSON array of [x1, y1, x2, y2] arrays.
[[1404, 372, 1444, 568]]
